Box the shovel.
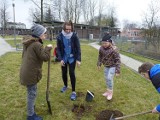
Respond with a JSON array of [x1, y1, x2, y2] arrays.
[[46, 51, 52, 115], [110, 110, 152, 120]]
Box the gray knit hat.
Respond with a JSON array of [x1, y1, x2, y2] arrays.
[[31, 24, 47, 38]]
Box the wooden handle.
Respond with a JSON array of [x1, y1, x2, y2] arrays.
[[46, 51, 52, 115], [115, 110, 152, 120], [46, 51, 51, 97]]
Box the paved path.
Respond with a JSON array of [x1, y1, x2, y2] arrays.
[[89, 42, 142, 72], [0, 37, 16, 56]]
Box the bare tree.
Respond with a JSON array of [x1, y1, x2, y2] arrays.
[[82, 0, 90, 24], [61, 0, 84, 23], [0, 0, 9, 28], [53, 0, 62, 21], [92, 2, 118, 27], [142, 0, 160, 52], [44, 7, 55, 22], [107, 5, 118, 27], [88, 0, 97, 25], [73, 0, 84, 23], [68, 0, 74, 21], [24, 0, 44, 23], [62, 0, 70, 21], [0, 0, 10, 37], [29, 8, 41, 23], [123, 20, 138, 30], [143, 0, 159, 29], [97, 0, 105, 26]]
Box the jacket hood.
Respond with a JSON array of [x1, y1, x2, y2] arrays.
[[22, 36, 39, 47]]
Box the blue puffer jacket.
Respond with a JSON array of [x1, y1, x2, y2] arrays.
[[56, 32, 81, 62], [149, 64, 160, 112]]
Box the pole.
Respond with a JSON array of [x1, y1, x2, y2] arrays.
[[12, 0, 17, 50]]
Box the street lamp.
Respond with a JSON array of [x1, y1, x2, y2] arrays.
[[12, 0, 17, 49]]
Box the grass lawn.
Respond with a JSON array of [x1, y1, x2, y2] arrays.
[[0, 41, 160, 120], [6, 40, 22, 48], [2, 35, 23, 39]]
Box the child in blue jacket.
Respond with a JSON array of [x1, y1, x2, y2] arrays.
[[138, 62, 160, 113]]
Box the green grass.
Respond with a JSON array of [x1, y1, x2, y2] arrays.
[[116, 41, 133, 52], [5, 38, 96, 50], [2, 35, 23, 39], [0, 41, 160, 120], [5, 39, 22, 48]]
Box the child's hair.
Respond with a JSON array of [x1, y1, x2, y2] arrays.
[[62, 20, 74, 32], [138, 62, 154, 73]]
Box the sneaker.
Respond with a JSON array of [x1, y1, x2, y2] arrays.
[[102, 91, 110, 97], [70, 92, 77, 101], [27, 113, 43, 120], [60, 86, 68, 93], [107, 91, 113, 100]]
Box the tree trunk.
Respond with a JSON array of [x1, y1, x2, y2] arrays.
[[41, 0, 43, 24]]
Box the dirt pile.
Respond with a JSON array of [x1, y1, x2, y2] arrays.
[[96, 109, 123, 120]]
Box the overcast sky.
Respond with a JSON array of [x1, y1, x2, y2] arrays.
[[6, 0, 153, 29]]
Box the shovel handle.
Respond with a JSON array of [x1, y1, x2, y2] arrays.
[[114, 110, 152, 120], [47, 52, 51, 92], [46, 50, 52, 115]]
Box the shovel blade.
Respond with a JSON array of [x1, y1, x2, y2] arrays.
[[109, 113, 115, 120], [46, 91, 52, 115], [47, 100, 52, 115]]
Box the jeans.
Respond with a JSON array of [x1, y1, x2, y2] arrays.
[[104, 67, 116, 90], [27, 84, 37, 116]]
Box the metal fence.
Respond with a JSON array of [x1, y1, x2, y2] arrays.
[[112, 36, 160, 60]]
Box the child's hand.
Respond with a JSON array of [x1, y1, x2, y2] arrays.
[[115, 73, 120, 77], [76, 61, 81, 67], [112, 45, 117, 50], [61, 60, 65, 66], [97, 66, 101, 70], [152, 107, 159, 114], [47, 44, 53, 48], [46, 44, 53, 51]]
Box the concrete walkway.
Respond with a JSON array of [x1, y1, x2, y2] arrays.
[[89, 42, 142, 72], [0, 37, 16, 56]]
